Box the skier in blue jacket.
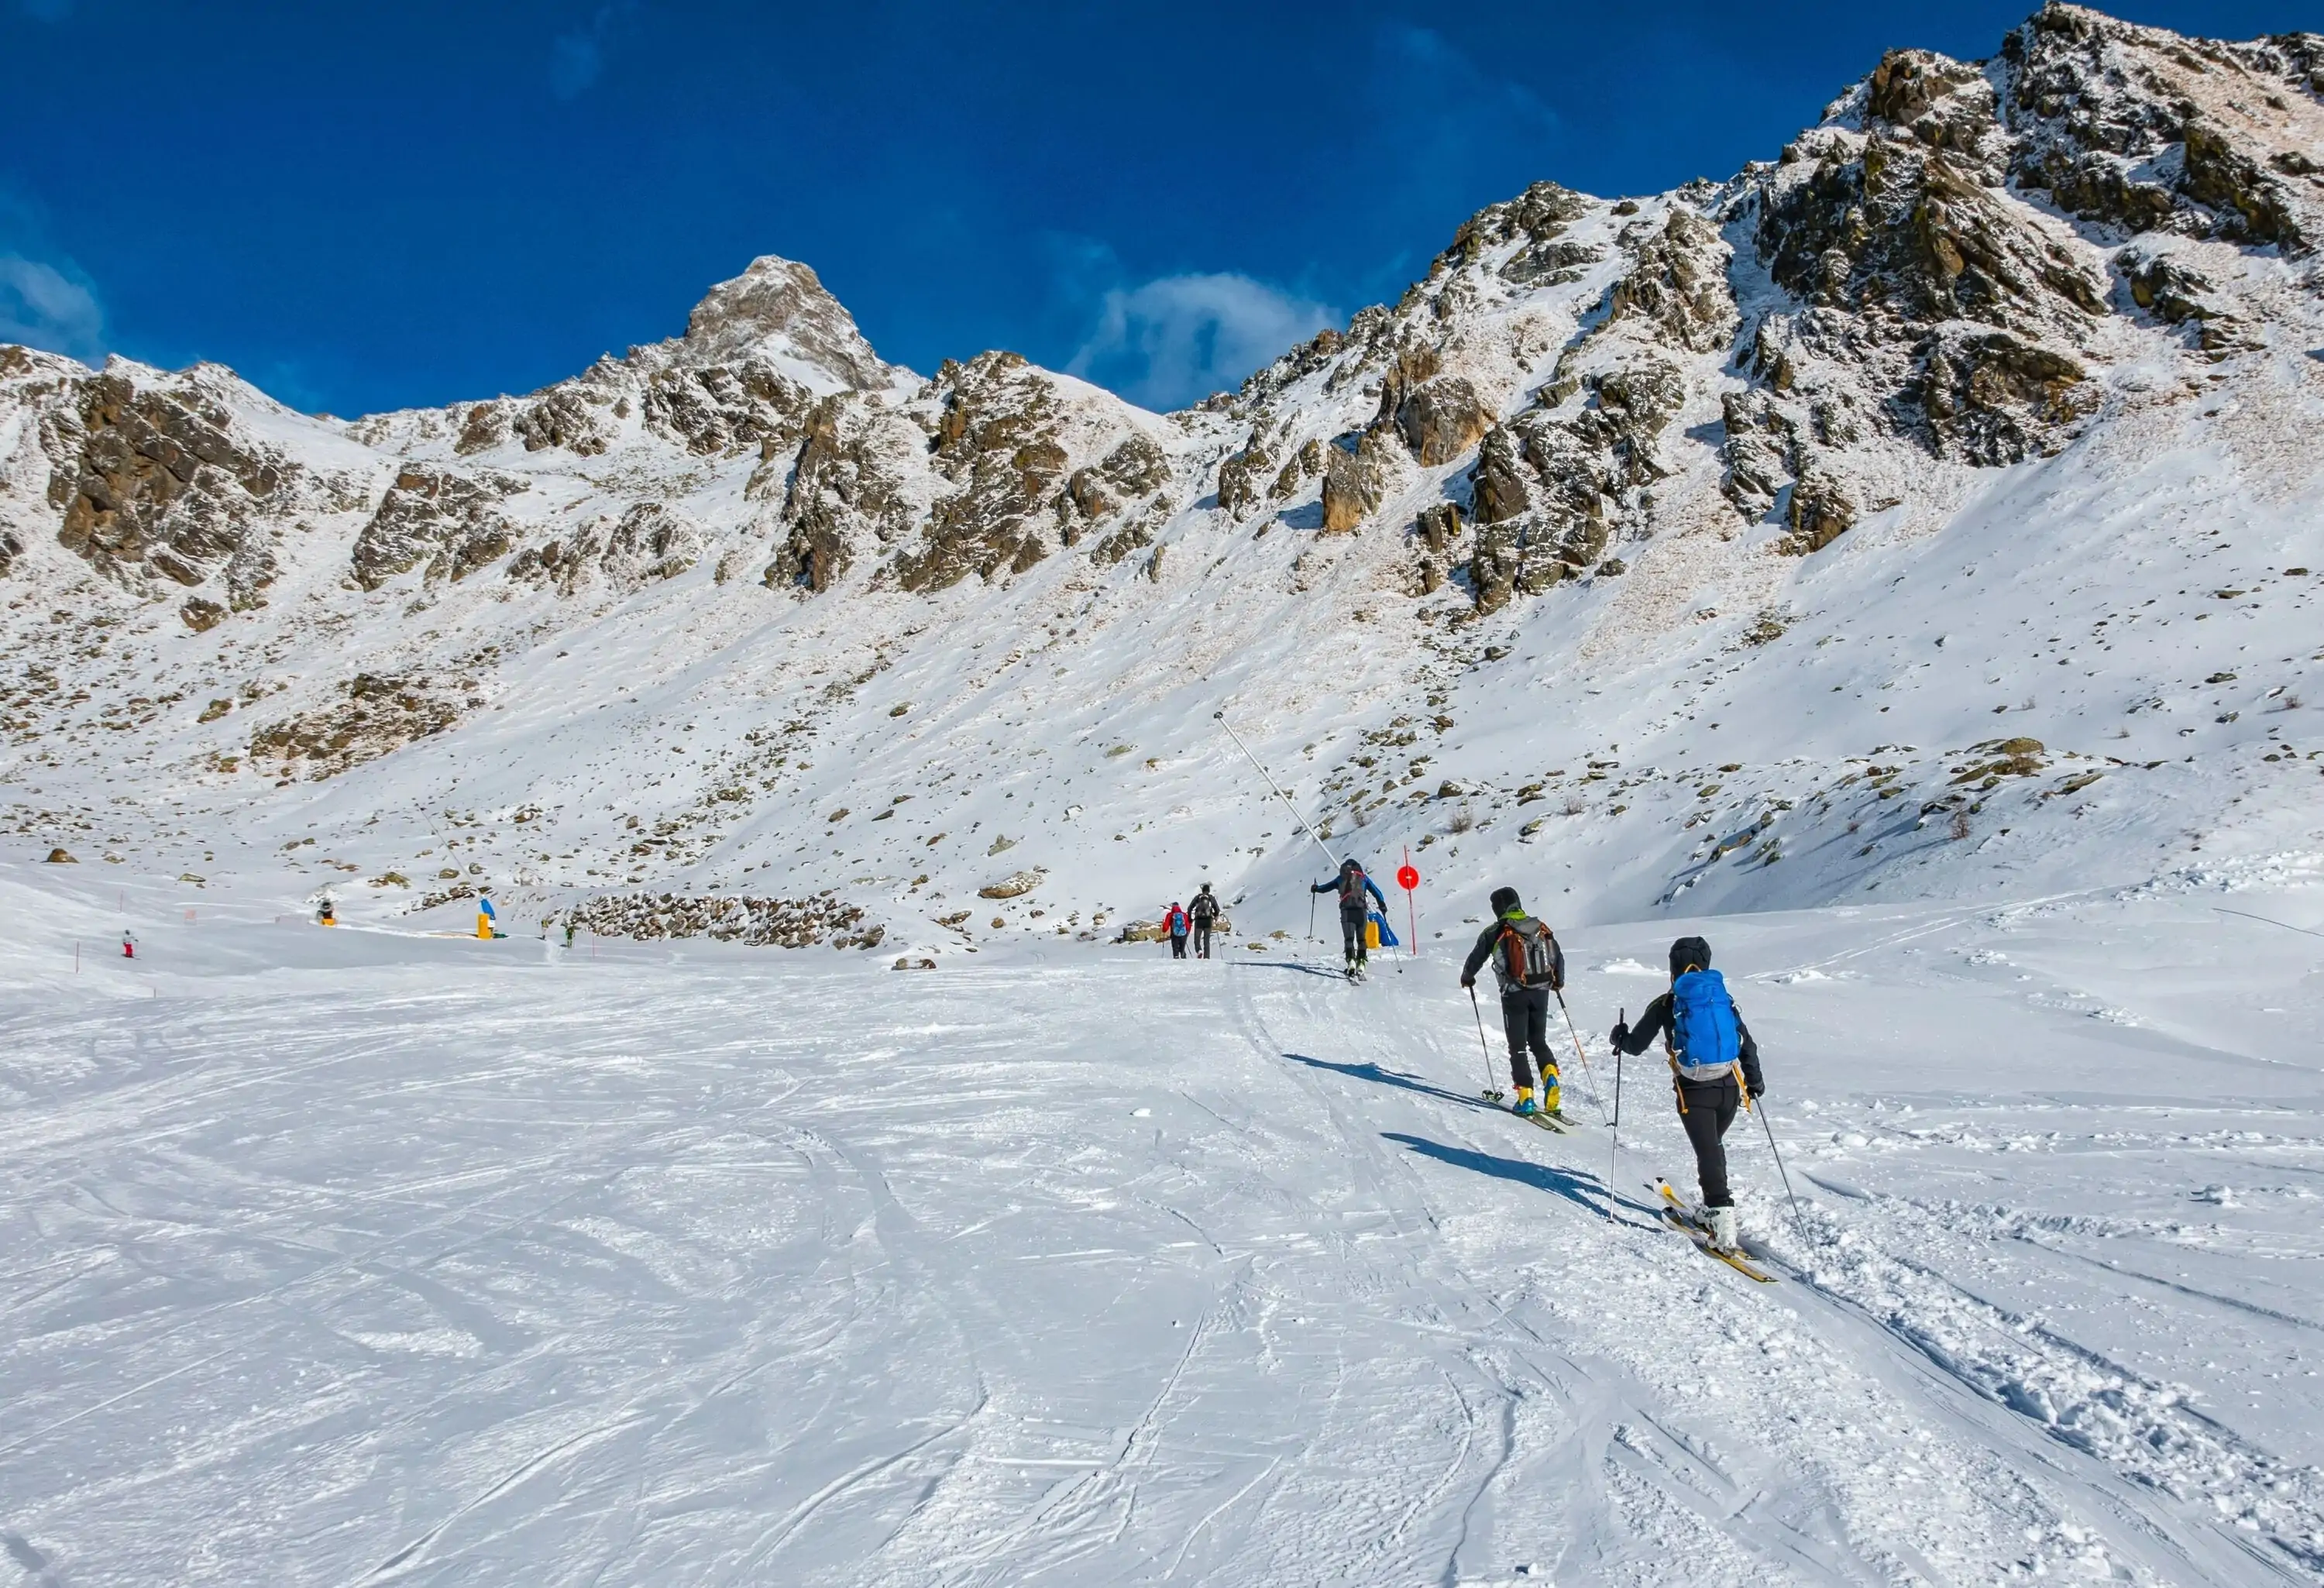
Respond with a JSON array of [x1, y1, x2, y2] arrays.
[[1610, 935, 1765, 1252], [1312, 858, 1387, 980]]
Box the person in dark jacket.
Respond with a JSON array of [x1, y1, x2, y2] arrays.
[[1163, 902, 1191, 959], [1312, 858, 1387, 979], [1189, 884, 1220, 959], [1459, 886, 1567, 1115], [1609, 935, 1765, 1251]]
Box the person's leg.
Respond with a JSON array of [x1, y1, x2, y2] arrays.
[[1678, 1080, 1736, 1207], [1501, 993, 1532, 1092], [1523, 989, 1557, 1102], [1342, 911, 1363, 964]]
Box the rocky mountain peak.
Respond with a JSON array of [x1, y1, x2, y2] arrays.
[[668, 256, 906, 393]]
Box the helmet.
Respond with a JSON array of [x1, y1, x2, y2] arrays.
[[1669, 936, 1713, 977]]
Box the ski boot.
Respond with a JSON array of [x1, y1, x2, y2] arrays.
[[1706, 1205, 1740, 1253], [1540, 1071, 1564, 1121], [1512, 1087, 1537, 1117]]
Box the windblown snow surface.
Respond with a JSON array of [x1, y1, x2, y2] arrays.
[[2, 856, 2321, 1585]]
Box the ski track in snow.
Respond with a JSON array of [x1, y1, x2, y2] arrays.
[[0, 889, 2320, 1584]]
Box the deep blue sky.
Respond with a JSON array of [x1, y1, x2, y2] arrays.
[[0, 1, 2302, 414]]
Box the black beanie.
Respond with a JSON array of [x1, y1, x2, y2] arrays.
[[1669, 936, 1712, 977], [1490, 885, 1521, 914]]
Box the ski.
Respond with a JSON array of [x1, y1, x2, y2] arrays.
[[1654, 1181, 1776, 1283]]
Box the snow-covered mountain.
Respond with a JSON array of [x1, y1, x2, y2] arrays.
[[3, 2, 2322, 954]]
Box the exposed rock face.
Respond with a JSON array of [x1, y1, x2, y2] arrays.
[[43, 373, 284, 586], [758, 350, 1174, 593], [247, 672, 466, 778], [1394, 376, 1494, 467], [352, 467, 520, 589], [507, 502, 703, 596], [2004, 5, 2324, 253], [1320, 431, 1403, 533], [670, 256, 901, 391]]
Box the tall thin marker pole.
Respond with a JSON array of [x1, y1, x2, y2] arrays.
[[1213, 712, 1337, 871]]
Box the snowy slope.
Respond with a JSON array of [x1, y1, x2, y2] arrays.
[[1, 868, 2319, 1583]]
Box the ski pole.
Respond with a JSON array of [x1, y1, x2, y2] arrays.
[[1754, 1089, 1810, 1246], [1469, 985, 1501, 1102], [1552, 988, 1607, 1123], [1308, 889, 1317, 947], [1608, 1010, 1624, 1215]]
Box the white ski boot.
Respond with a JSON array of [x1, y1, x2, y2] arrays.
[[1706, 1205, 1740, 1253]]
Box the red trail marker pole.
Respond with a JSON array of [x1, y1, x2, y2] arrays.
[[1396, 854, 1420, 958]]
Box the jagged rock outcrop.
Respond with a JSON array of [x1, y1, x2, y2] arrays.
[[352, 466, 521, 589], [2005, 5, 2324, 253], [42, 372, 285, 586], [507, 501, 703, 596]]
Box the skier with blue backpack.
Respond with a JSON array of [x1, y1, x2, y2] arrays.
[[1312, 858, 1387, 981], [1609, 935, 1764, 1253]]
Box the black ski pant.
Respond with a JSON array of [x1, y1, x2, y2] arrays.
[[1676, 1074, 1741, 1208], [1170, 933, 1188, 959], [1193, 922, 1213, 958], [1340, 906, 1368, 964], [1501, 986, 1556, 1093]]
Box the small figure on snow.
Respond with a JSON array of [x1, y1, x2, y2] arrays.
[[121, 930, 136, 960], [1313, 858, 1386, 980], [1162, 901, 1191, 959], [1610, 936, 1765, 1253], [1459, 886, 1566, 1117], [317, 897, 336, 927], [1189, 883, 1221, 959]]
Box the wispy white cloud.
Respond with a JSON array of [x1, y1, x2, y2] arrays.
[[1067, 273, 1337, 412], [551, 2, 638, 100], [0, 256, 104, 361], [0, 193, 105, 363]]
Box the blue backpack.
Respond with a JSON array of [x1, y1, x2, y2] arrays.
[[1669, 969, 1741, 1079]]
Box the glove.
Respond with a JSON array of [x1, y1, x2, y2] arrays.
[[1748, 1078, 1765, 1101], [1459, 974, 1475, 991], [1608, 1021, 1629, 1051]]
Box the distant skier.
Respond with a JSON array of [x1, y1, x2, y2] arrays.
[[1313, 858, 1386, 980], [1459, 886, 1566, 1116], [121, 930, 136, 960], [1609, 936, 1765, 1254], [317, 897, 336, 927], [1189, 883, 1220, 959], [1163, 901, 1190, 960]]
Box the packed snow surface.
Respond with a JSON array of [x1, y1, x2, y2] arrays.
[[4, 863, 2320, 1584]]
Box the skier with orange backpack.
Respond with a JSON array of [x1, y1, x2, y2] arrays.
[[1459, 886, 1567, 1117]]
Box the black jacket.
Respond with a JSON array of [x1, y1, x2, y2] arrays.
[[1613, 991, 1764, 1094], [1190, 892, 1219, 924], [1459, 916, 1565, 993]]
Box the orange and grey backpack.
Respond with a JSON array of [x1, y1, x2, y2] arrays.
[[1494, 916, 1560, 989]]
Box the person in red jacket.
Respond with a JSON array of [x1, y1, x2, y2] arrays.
[[1162, 902, 1191, 959]]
